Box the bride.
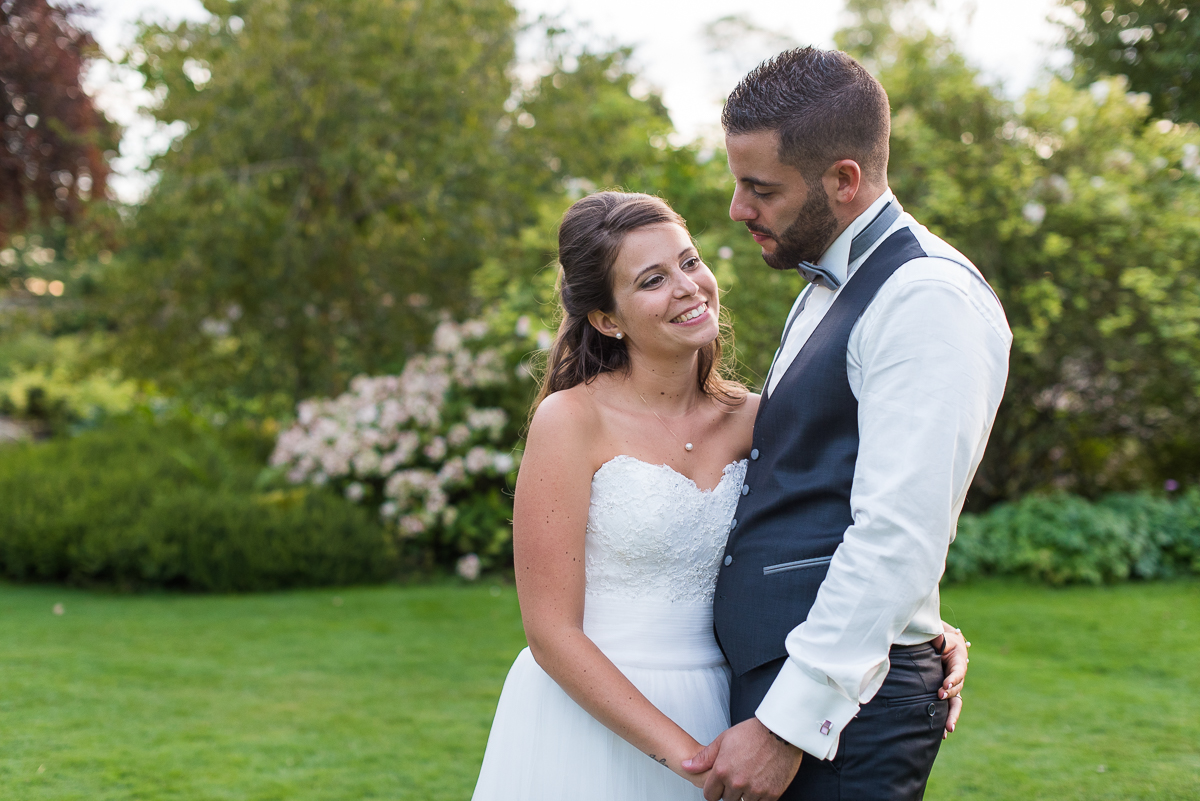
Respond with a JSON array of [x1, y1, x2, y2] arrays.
[[471, 191, 965, 799]]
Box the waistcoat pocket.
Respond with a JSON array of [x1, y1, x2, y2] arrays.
[[762, 555, 833, 576]]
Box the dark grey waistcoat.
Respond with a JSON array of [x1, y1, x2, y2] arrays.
[[713, 227, 928, 678]]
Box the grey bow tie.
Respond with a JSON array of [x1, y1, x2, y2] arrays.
[[796, 199, 903, 290], [795, 261, 842, 290]]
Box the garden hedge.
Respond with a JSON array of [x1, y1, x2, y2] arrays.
[[2, 416, 1198, 591], [947, 490, 1200, 585], [0, 417, 396, 591]]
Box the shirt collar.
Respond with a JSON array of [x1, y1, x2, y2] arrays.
[[814, 188, 896, 288]]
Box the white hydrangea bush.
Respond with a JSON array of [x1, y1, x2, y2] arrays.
[[270, 317, 538, 567]]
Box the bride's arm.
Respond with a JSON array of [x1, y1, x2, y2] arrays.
[[513, 392, 707, 785]]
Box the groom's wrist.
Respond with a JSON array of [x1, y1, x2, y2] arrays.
[[764, 725, 792, 747], [769, 728, 804, 760], [756, 659, 859, 760]]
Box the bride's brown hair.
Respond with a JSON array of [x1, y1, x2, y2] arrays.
[[533, 191, 744, 411]]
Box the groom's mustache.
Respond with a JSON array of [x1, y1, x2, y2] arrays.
[[745, 223, 775, 239]]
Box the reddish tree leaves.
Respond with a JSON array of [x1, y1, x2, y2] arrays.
[[1, 0, 116, 238]]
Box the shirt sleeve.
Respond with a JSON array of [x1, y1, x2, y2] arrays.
[[755, 260, 1011, 759]]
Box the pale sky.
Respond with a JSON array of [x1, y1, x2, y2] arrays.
[[82, 0, 1071, 202]]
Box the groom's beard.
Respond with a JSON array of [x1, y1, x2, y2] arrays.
[[752, 183, 839, 271]]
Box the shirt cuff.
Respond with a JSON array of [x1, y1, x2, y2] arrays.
[[754, 658, 861, 761]]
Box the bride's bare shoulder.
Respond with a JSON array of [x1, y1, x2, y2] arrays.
[[711, 390, 759, 455], [714, 387, 760, 417], [740, 391, 762, 417], [527, 384, 601, 445]]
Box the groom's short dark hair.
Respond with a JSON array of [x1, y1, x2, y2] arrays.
[[723, 47, 891, 185]]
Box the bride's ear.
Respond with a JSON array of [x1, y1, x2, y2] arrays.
[[587, 310, 623, 340]]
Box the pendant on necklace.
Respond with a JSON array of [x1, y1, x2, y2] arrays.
[[685, 443, 694, 452]]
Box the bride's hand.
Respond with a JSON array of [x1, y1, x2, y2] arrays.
[[682, 767, 710, 790], [670, 738, 709, 788], [936, 621, 970, 738]]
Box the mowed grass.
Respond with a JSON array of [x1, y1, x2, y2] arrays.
[[0, 581, 526, 800], [928, 580, 1200, 801], [0, 579, 1196, 800]]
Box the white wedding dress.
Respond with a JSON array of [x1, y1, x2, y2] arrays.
[[472, 455, 748, 800]]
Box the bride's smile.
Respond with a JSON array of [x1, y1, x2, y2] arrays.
[[670, 302, 709, 325]]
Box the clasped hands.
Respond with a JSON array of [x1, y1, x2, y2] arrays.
[[680, 625, 970, 801], [681, 716, 802, 801]]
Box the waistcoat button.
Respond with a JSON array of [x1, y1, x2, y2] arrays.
[[724, 555, 733, 566], [741, 484, 750, 496], [750, 448, 760, 460], [730, 518, 737, 530]]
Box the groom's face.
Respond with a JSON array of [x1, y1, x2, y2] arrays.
[[726, 130, 838, 270]]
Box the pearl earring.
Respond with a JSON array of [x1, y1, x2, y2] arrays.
[[615, 332, 623, 339]]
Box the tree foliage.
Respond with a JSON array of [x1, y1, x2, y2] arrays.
[[839, 1, 1200, 504], [1059, 0, 1200, 124], [102, 0, 1200, 506], [111, 0, 523, 409], [0, 0, 115, 238], [109, 2, 779, 408]]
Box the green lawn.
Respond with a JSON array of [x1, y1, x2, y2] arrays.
[[1, 579, 1196, 800], [928, 580, 1200, 800]]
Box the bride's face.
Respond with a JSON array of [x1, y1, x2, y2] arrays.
[[592, 223, 720, 356]]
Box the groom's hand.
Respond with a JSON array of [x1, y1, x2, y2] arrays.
[[681, 717, 802, 801]]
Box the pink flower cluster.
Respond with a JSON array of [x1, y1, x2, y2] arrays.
[[270, 319, 520, 534]]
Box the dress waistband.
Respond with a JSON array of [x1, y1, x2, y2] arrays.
[[582, 595, 727, 670]]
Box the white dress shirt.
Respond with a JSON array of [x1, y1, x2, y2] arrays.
[[753, 189, 1012, 760]]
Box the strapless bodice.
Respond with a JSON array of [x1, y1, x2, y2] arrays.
[[584, 455, 747, 606]]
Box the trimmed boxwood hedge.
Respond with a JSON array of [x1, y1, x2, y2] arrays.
[[0, 417, 396, 591]]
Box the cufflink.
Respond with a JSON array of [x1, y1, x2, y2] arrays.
[[820, 720, 832, 735]]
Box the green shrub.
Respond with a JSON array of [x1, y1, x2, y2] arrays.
[[947, 490, 1200, 585], [0, 333, 143, 435], [0, 417, 396, 590]]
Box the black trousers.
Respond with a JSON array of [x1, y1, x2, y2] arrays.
[[730, 643, 948, 801]]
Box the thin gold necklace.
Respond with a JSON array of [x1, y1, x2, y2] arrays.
[[638, 393, 694, 452]]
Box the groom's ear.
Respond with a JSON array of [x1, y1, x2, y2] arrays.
[[825, 159, 864, 206]]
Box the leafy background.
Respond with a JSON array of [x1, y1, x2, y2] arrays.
[[2, 0, 1199, 583]]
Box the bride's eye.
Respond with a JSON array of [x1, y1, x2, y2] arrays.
[[682, 257, 701, 270], [641, 274, 664, 289]]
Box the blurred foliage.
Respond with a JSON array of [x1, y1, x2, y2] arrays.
[[947, 489, 1200, 584], [110, 0, 522, 408], [0, 222, 133, 436], [0, 0, 117, 239], [108, 1, 794, 407], [1058, 0, 1200, 124], [0, 413, 396, 590], [1, 0, 1193, 533], [1, 0, 122, 378], [0, 331, 142, 434], [837, 0, 1200, 504]]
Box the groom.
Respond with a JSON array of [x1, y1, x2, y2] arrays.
[[683, 48, 1011, 800]]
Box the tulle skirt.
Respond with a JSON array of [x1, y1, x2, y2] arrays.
[[471, 597, 731, 800]]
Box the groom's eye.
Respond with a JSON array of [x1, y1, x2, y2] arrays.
[[750, 187, 772, 199]]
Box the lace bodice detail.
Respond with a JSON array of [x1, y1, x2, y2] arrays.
[[584, 456, 747, 606]]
